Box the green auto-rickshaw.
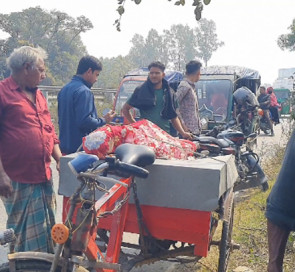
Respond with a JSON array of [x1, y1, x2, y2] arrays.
[[273, 88, 292, 115]]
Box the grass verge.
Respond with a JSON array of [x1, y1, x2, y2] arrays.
[[194, 131, 295, 272]]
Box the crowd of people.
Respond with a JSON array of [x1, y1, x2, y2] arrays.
[[258, 85, 281, 136], [0, 45, 291, 272], [0, 46, 200, 255]]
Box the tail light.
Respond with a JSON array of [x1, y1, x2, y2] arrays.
[[258, 108, 264, 116]]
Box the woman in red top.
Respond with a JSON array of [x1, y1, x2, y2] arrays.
[[267, 87, 280, 125]]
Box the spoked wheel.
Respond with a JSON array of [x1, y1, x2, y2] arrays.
[[0, 260, 55, 272], [0, 259, 74, 272], [218, 193, 235, 272]]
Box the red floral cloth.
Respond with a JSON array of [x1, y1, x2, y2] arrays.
[[83, 119, 197, 160]]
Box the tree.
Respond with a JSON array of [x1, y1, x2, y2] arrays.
[[194, 18, 224, 66], [127, 22, 223, 71], [144, 29, 169, 66], [97, 56, 134, 88], [128, 29, 169, 68], [164, 24, 197, 71], [0, 7, 93, 84], [115, 0, 211, 31], [277, 19, 295, 51], [128, 34, 146, 67]]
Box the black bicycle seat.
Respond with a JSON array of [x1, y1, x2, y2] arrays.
[[115, 143, 156, 167]]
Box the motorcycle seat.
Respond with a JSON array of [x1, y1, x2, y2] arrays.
[[194, 136, 230, 148]]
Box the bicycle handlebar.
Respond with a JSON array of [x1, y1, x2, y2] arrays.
[[94, 156, 150, 179], [69, 149, 151, 191], [75, 157, 149, 186], [114, 161, 149, 179], [78, 172, 128, 188]]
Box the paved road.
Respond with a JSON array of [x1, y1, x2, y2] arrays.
[[0, 121, 289, 270]]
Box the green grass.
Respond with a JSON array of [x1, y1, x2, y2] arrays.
[[191, 132, 295, 272], [226, 143, 294, 271]]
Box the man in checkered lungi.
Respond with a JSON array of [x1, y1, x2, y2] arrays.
[[0, 46, 62, 253]]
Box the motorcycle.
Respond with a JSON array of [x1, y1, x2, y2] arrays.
[[234, 105, 259, 137], [258, 108, 273, 135], [193, 125, 269, 192], [232, 87, 260, 137]]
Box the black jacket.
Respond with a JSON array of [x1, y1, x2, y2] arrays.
[[128, 78, 177, 120], [258, 93, 270, 110]]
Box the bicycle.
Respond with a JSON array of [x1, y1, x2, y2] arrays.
[[0, 229, 15, 246], [0, 143, 155, 272]]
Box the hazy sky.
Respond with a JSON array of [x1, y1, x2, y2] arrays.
[[1, 0, 295, 84]]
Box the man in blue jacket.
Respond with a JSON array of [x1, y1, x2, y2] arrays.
[[265, 129, 295, 271], [58, 56, 115, 154]]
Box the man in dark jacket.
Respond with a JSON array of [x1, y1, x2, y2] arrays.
[[258, 86, 274, 136], [58, 56, 115, 154], [122, 61, 192, 139], [265, 129, 295, 271]]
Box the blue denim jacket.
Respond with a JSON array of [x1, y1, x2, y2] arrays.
[[58, 76, 105, 154]]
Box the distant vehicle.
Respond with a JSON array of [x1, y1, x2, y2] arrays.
[[112, 72, 147, 124], [112, 68, 183, 124], [273, 68, 295, 91], [195, 65, 261, 135], [273, 88, 293, 116]]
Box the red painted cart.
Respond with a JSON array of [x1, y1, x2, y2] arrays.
[[2, 145, 238, 272], [59, 148, 238, 272]]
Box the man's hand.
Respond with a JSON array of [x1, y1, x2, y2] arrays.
[[0, 172, 13, 198], [122, 103, 136, 124], [52, 144, 62, 173], [56, 160, 60, 172], [171, 117, 194, 140], [104, 110, 116, 123], [181, 131, 193, 140]]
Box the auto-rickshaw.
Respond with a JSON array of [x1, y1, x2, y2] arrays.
[[195, 65, 261, 135], [113, 65, 261, 136], [273, 88, 292, 116]]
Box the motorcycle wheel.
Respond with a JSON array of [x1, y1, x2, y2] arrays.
[[241, 117, 255, 136]]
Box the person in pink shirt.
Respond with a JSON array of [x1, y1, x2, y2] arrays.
[[267, 87, 280, 125]]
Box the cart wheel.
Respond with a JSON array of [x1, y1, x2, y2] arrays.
[[218, 200, 234, 272]]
